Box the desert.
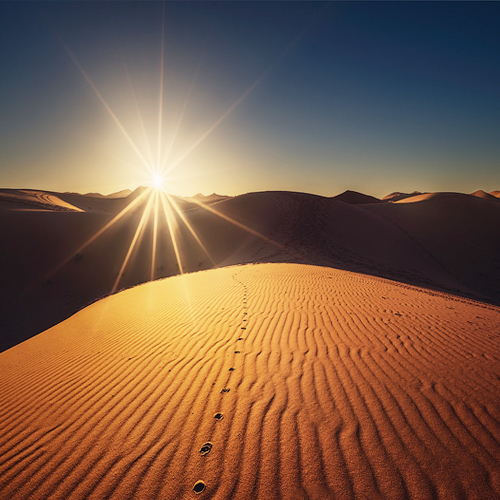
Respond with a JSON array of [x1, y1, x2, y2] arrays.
[[1, 187, 500, 499], [2, 1, 500, 498]]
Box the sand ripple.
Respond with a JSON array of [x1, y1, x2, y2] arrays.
[[1, 263, 500, 499]]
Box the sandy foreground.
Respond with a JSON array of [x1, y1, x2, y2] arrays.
[[1, 263, 500, 499]]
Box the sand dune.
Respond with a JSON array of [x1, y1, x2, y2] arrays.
[[331, 190, 383, 204], [367, 192, 500, 305], [0, 189, 84, 212], [471, 190, 500, 202], [1, 263, 499, 499], [2, 188, 500, 351]]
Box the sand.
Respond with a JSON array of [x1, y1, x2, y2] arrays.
[[3, 188, 500, 352], [1, 263, 500, 499]]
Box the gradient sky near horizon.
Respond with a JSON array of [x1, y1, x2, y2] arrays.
[[1, 1, 499, 198]]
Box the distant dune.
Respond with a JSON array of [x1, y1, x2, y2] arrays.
[[106, 189, 133, 198], [0, 189, 84, 212], [471, 189, 500, 202], [1, 263, 499, 499], [332, 189, 383, 204], [1, 187, 500, 351], [75, 189, 133, 199], [381, 191, 422, 202]]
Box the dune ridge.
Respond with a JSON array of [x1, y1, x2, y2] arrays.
[[1, 263, 500, 499]]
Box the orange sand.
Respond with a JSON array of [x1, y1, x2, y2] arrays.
[[1, 263, 499, 499]]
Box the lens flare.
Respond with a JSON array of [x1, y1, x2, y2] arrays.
[[45, 10, 308, 301]]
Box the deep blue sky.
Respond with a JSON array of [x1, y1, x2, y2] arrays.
[[1, 1, 499, 197]]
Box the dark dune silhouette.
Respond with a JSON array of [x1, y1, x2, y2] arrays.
[[332, 189, 383, 204]]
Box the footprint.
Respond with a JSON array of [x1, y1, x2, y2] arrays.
[[221, 388, 230, 393], [200, 442, 212, 456], [214, 412, 224, 421], [193, 481, 206, 494]]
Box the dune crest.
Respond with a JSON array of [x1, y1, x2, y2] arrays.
[[1, 263, 499, 499], [331, 190, 382, 204]]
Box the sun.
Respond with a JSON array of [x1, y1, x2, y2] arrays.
[[151, 173, 164, 191]]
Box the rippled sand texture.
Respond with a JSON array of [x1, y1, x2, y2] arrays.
[[1, 263, 500, 499]]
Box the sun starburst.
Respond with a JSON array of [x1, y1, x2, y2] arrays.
[[151, 173, 164, 191], [45, 13, 288, 299]]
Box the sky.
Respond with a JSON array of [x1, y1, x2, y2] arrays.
[[1, 1, 499, 198]]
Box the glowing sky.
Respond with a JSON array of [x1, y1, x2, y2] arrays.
[[1, 1, 499, 197]]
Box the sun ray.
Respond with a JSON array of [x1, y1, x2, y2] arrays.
[[161, 87, 189, 171], [159, 191, 184, 275], [112, 189, 156, 294], [165, 193, 215, 266], [162, 9, 325, 177], [43, 188, 151, 283], [150, 190, 160, 281], [157, 3, 166, 172], [166, 75, 265, 175], [188, 197, 285, 250], [161, 68, 199, 171], [58, 38, 153, 176], [119, 48, 155, 167]]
